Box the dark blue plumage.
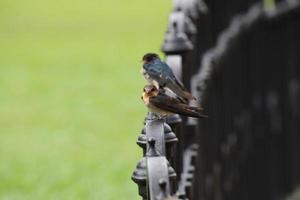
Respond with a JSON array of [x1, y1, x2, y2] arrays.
[[141, 53, 195, 102]]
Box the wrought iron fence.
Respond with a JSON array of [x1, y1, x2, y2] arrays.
[[132, 0, 300, 199]]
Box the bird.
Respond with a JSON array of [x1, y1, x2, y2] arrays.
[[141, 85, 207, 118], [141, 53, 196, 103]]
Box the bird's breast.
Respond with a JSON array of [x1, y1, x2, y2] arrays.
[[142, 92, 150, 105], [141, 68, 146, 75], [142, 94, 172, 116], [144, 72, 151, 80]]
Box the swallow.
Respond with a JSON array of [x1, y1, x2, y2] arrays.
[[141, 85, 207, 118], [141, 53, 196, 103]]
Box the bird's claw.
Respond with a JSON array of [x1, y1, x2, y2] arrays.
[[146, 112, 167, 121]]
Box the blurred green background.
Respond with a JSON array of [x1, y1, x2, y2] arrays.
[[0, 0, 170, 199]]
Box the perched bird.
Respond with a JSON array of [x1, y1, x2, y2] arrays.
[[141, 53, 196, 103], [141, 85, 207, 118]]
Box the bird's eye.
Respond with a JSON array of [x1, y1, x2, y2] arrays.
[[151, 88, 156, 92]]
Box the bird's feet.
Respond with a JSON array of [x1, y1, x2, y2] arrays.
[[146, 112, 167, 121]]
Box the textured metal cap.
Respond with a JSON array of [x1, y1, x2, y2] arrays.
[[164, 123, 178, 144], [166, 114, 182, 125], [136, 127, 147, 149], [131, 157, 147, 183], [131, 158, 147, 199], [162, 21, 193, 54]]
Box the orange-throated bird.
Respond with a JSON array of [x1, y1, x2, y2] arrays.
[[141, 85, 207, 118], [141, 53, 196, 103]]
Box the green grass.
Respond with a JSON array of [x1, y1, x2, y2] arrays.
[[0, 0, 171, 199]]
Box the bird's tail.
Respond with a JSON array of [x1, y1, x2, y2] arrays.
[[178, 106, 207, 118], [173, 79, 197, 101], [167, 83, 197, 103], [183, 91, 197, 101]]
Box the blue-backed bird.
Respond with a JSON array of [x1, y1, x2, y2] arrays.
[[141, 53, 196, 103], [141, 85, 207, 118]]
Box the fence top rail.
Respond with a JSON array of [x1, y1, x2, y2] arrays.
[[190, 0, 300, 104]]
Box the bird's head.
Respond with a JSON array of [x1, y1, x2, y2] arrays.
[[143, 85, 159, 96], [142, 53, 159, 64]]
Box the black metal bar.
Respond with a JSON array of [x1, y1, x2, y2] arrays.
[[190, 1, 300, 200]]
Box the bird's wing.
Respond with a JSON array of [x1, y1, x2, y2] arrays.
[[158, 61, 187, 90], [165, 76, 196, 101], [166, 75, 186, 91], [144, 60, 195, 101], [146, 67, 186, 90], [149, 93, 207, 118]]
